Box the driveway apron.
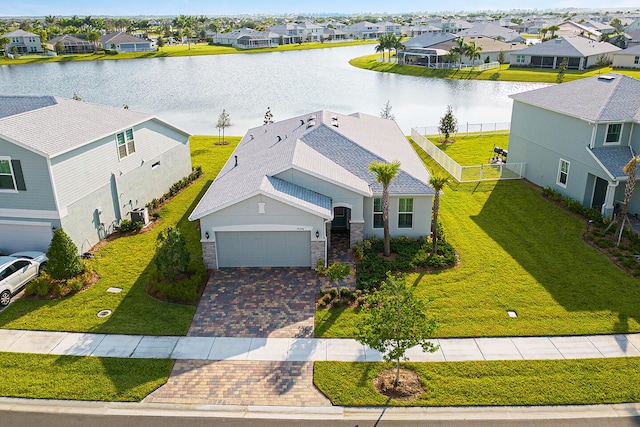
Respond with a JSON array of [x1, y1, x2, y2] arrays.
[[145, 267, 331, 406]]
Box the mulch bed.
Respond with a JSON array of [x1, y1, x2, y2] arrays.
[[373, 367, 424, 401]]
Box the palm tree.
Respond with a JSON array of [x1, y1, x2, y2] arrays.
[[450, 37, 468, 70], [0, 36, 9, 57], [375, 33, 389, 61], [429, 175, 450, 254], [466, 41, 483, 71], [539, 27, 548, 40], [548, 25, 560, 38], [368, 160, 401, 257], [391, 35, 404, 63], [615, 156, 640, 246]]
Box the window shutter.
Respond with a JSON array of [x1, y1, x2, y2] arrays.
[[11, 160, 26, 191]]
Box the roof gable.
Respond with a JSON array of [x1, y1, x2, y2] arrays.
[[510, 74, 640, 123], [0, 96, 187, 157]]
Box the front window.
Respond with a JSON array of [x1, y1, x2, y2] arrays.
[[516, 55, 525, 64], [116, 128, 136, 159], [398, 198, 413, 228], [605, 123, 622, 144], [0, 158, 16, 191], [557, 159, 569, 187], [373, 198, 383, 229]]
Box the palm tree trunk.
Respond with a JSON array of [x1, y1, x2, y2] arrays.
[[431, 193, 440, 254], [383, 188, 391, 257]]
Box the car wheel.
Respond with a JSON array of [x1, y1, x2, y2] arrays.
[[0, 290, 11, 307], [38, 262, 47, 276]]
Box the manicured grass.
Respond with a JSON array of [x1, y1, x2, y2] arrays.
[[426, 132, 510, 166], [0, 40, 376, 66], [1, 352, 173, 401], [315, 141, 640, 339], [314, 359, 640, 406], [350, 54, 640, 83], [0, 136, 239, 335]]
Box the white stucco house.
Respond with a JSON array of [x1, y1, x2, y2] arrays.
[[189, 111, 435, 269], [0, 96, 192, 254], [613, 44, 640, 69], [2, 29, 42, 54]]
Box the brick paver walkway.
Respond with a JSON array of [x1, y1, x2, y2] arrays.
[[144, 360, 330, 406], [188, 268, 321, 338]]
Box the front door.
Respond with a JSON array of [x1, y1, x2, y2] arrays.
[[592, 177, 608, 211]]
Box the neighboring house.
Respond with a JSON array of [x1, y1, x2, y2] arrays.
[[46, 35, 96, 54], [507, 74, 640, 219], [625, 30, 640, 47], [555, 21, 601, 40], [322, 28, 347, 41], [582, 20, 615, 35], [342, 21, 400, 39], [509, 36, 620, 70], [189, 111, 435, 269], [268, 23, 305, 44], [2, 29, 42, 54], [402, 32, 457, 49], [626, 18, 640, 33], [401, 35, 522, 66], [613, 44, 640, 69], [401, 25, 445, 37], [0, 96, 192, 254], [456, 22, 525, 43], [211, 29, 279, 48], [100, 32, 154, 52]]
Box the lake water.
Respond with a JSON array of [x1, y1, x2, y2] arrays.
[[0, 45, 546, 135]]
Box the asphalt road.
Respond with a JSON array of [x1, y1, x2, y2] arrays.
[[3, 411, 640, 427]]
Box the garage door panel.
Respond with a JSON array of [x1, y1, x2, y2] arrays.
[[0, 222, 52, 253], [216, 231, 311, 268]]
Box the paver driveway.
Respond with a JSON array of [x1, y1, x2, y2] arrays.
[[188, 267, 323, 338]]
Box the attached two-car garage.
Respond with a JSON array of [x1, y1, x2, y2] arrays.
[[0, 221, 52, 253], [215, 230, 311, 268]]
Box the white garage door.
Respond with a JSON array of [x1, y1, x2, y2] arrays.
[[0, 221, 52, 254], [216, 231, 311, 268]]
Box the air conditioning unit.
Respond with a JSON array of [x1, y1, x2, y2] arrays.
[[130, 207, 149, 225]]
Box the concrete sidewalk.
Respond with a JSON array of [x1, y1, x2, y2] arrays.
[[2, 328, 640, 361]]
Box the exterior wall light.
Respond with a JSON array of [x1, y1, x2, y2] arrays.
[[205, 231, 210, 239], [315, 230, 320, 238]]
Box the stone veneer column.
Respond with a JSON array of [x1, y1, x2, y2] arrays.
[[311, 240, 326, 270], [349, 222, 364, 248], [202, 241, 218, 269]]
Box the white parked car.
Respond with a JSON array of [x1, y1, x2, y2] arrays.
[[0, 251, 48, 307]]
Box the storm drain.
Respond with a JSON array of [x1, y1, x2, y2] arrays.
[[97, 309, 112, 318]]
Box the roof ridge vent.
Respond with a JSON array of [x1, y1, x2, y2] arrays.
[[307, 120, 316, 128], [598, 75, 615, 81]]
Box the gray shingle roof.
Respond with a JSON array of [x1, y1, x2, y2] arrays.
[[0, 95, 57, 119], [189, 111, 434, 221], [0, 95, 170, 157], [510, 74, 640, 122], [617, 44, 640, 55], [513, 36, 620, 57], [101, 32, 150, 45], [588, 146, 635, 179]]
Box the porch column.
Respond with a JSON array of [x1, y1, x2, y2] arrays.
[[349, 221, 364, 248], [602, 181, 619, 218], [202, 240, 218, 269]]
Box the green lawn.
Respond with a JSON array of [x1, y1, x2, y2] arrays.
[[315, 140, 640, 338], [351, 54, 640, 83], [426, 132, 510, 166], [1, 352, 173, 401], [315, 359, 640, 406], [0, 40, 376, 66], [0, 136, 239, 335]]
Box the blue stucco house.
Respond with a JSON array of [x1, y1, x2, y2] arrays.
[[189, 111, 435, 269], [0, 96, 192, 254], [507, 74, 640, 219]]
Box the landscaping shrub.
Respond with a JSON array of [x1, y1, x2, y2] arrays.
[[356, 235, 457, 290], [154, 227, 190, 281], [116, 219, 143, 233], [149, 269, 204, 303], [542, 187, 604, 225], [46, 228, 84, 280], [24, 272, 52, 297]]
